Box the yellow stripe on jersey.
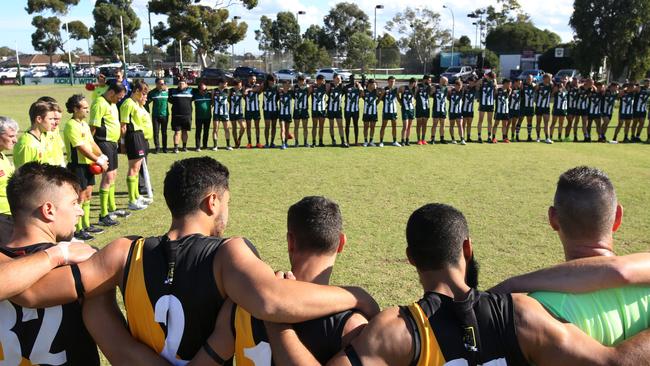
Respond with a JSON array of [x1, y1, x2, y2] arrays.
[[234, 306, 257, 366], [125, 238, 166, 354], [407, 303, 446, 366]]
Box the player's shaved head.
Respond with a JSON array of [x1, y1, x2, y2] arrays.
[[287, 196, 342, 254], [554, 166, 617, 240], [406, 203, 469, 271], [164, 157, 229, 218], [7, 162, 80, 220]]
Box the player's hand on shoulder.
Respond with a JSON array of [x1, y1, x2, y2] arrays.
[[342, 286, 380, 319], [47, 242, 98, 265]]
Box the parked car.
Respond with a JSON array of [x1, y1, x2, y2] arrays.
[[516, 69, 545, 83], [553, 69, 581, 83], [233, 66, 267, 80], [30, 66, 51, 78], [128, 64, 152, 78], [315, 68, 352, 81], [273, 69, 304, 83], [0, 68, 18, 78], [200, 68, 235, 85], [440, 66, 474, 83]]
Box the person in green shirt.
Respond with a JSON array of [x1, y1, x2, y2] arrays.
[[89, 82, 127, 227], [13, 100, 57, 168], [193, 80, 213, 151], [36, 96, 66, 167], [146, 78, 169, 153], [63, 94, 109, 242], [120, 80, 154, 211], [0, 116, 18, 245], [492, 166, 650, 346]]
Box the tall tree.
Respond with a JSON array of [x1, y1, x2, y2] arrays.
[[293, 40, 332, 73], [26, 0, 84, 64], [344, 32, 376, 71], [571, 0, 650, 79], [386, 7, 450, 74], [149, 0, 253, 68], [485, 22, 560, 54], [468, 0, 530, 32], [376, 33, 400, 68], [303, 24, 335, 51], [455, 36, 472, 50], [323, 2, 371, 56], [90, 0, 141, 61], [254, 12, 301, 54]]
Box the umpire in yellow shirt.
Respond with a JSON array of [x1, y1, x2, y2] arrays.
[[0, 116, 18, 245]]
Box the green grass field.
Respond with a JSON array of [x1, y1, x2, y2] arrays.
[[2, 85, 650, 364]]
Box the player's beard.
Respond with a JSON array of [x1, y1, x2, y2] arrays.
[[57, 230, 75, 243], [465, 256, 480, 289], [212, 214, 226, 237]]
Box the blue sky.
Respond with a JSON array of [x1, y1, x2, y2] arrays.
[[2, 0, 575, 59]]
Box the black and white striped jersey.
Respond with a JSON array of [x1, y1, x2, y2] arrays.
[[344, 85, 361, 113], [536, 84, 552, 108], [245, 84, 260, 112], [495, 88, 510, 114], [601, 90, 617, 116], [588, 91, 602, 115], [263, 85, 279, 112], [401, 87, 415, 111], [433, 86, 447, 114], [213, 88, 229, 116], [278, 90, 292, 116], [568, 85, 580, 109], [620, 93, 635, 115], [229, 88, 244, 115], [312, 84, 327, 112], [363, 89, 379, 116], [328, 83, 343, 112], [416, 83, 431, 110], [634, 87, 650, 113], [462, 87, 476, 113], [449, 89, 463, 115], [383, 87, 398, 114], [522, 83, 536, 108], [479, 79, 495, 107], [554, 88, 568, 111], [509, 89, 521, 111], [294, 85, 309, 111], [578, 87, 590, 110]]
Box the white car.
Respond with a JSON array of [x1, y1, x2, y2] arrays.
[[315, 68, 352, 82], [0, 68, 18, 78], [30, 67, 50, 78], [274, 69, 303, 83]]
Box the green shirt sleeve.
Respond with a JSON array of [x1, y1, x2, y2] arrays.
[[120, 99, 135, 125], [13, 136, 40, 168], [89, 99, 105, 128], [65, 121, 85, 148]]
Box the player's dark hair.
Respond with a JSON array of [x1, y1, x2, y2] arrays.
[[423, 74, 431, 80], [287, 196, 343, 254], [7, 162, 80, 219], [106, 82, 127, 94], [266, 74, 275, 82], [367, 79, 376, 84], [29, 101, 54, 124], [65, 94, 86, 114], [349, 74, 355, 81], [409, 77, 417, 84], [502, 78, 510, 84], [37, 96, 57, 104], [164, 157, 230, 218], [132, 79, 148, 92], [155, 77, 164, 84], [297, 75, 305, 81], [388, 76, 395, 81], [316, 74, 325, 81], [554, 166, 617, 240], [234, 78, 242, 84], [406, 203, 469, 271]]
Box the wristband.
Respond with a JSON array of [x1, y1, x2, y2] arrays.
[[59, 242, 71, 265], [120, 138, 125, 144], [96, 154, 108, 165]]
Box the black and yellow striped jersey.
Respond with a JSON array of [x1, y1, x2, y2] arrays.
[[400, 289, 528, 366], [233, 305, 355, 365], [0, 243, 99, 366], [123, 234, 241, 363]]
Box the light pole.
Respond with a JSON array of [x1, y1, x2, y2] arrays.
[[296, 10, 305, 35], [374, 5, 384, 70], [64, 20, 74, 85], [468, 13, 485, 71], [147, 2, 154, 70], [443, 5, 454, 67], [232, 16, 241, 69], [472, 21, 479, 49]]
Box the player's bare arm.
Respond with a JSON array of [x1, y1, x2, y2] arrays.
[[491, 252, 650, 294], [513, 293, 650, 365], [215, 237, 379, 323]]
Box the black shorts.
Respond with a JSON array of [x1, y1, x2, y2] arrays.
[[263, 111, 278, 120], [125, 130, 148, 160], [294, 110, 309, 120], [521, 107, 535, 117], [567, 108, 577, 116], [154, 115, 168, 126], [535, 107, 550, 116], [553, 109, 568, 117], [245, 110, 260, 120], [634, 111, 647, 119], [462, 111, 474, 118], [279, 114, 292, 123], [580, 108, 589, 117], [67, 163, 96, 190], [479, 105, 494, 113], [172, 115, 192, 131], [344, 111, 359, 121], [383, 112, 397, 121], [328, 110, 342, 119], [432, 111, 446, 119], [449, 113, 462, 120], [589, 113, 601, 120], [495, 113, 509, 121], [416, 109, 430, 118], [620, 113, 634, 120], [312, 110, 326, 118], [509, 109, 521, 119], [602, 113, 613, 120], [213, 114, 229, 122], [95, 140, 118, 172], [363, 114, 378, 122]]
